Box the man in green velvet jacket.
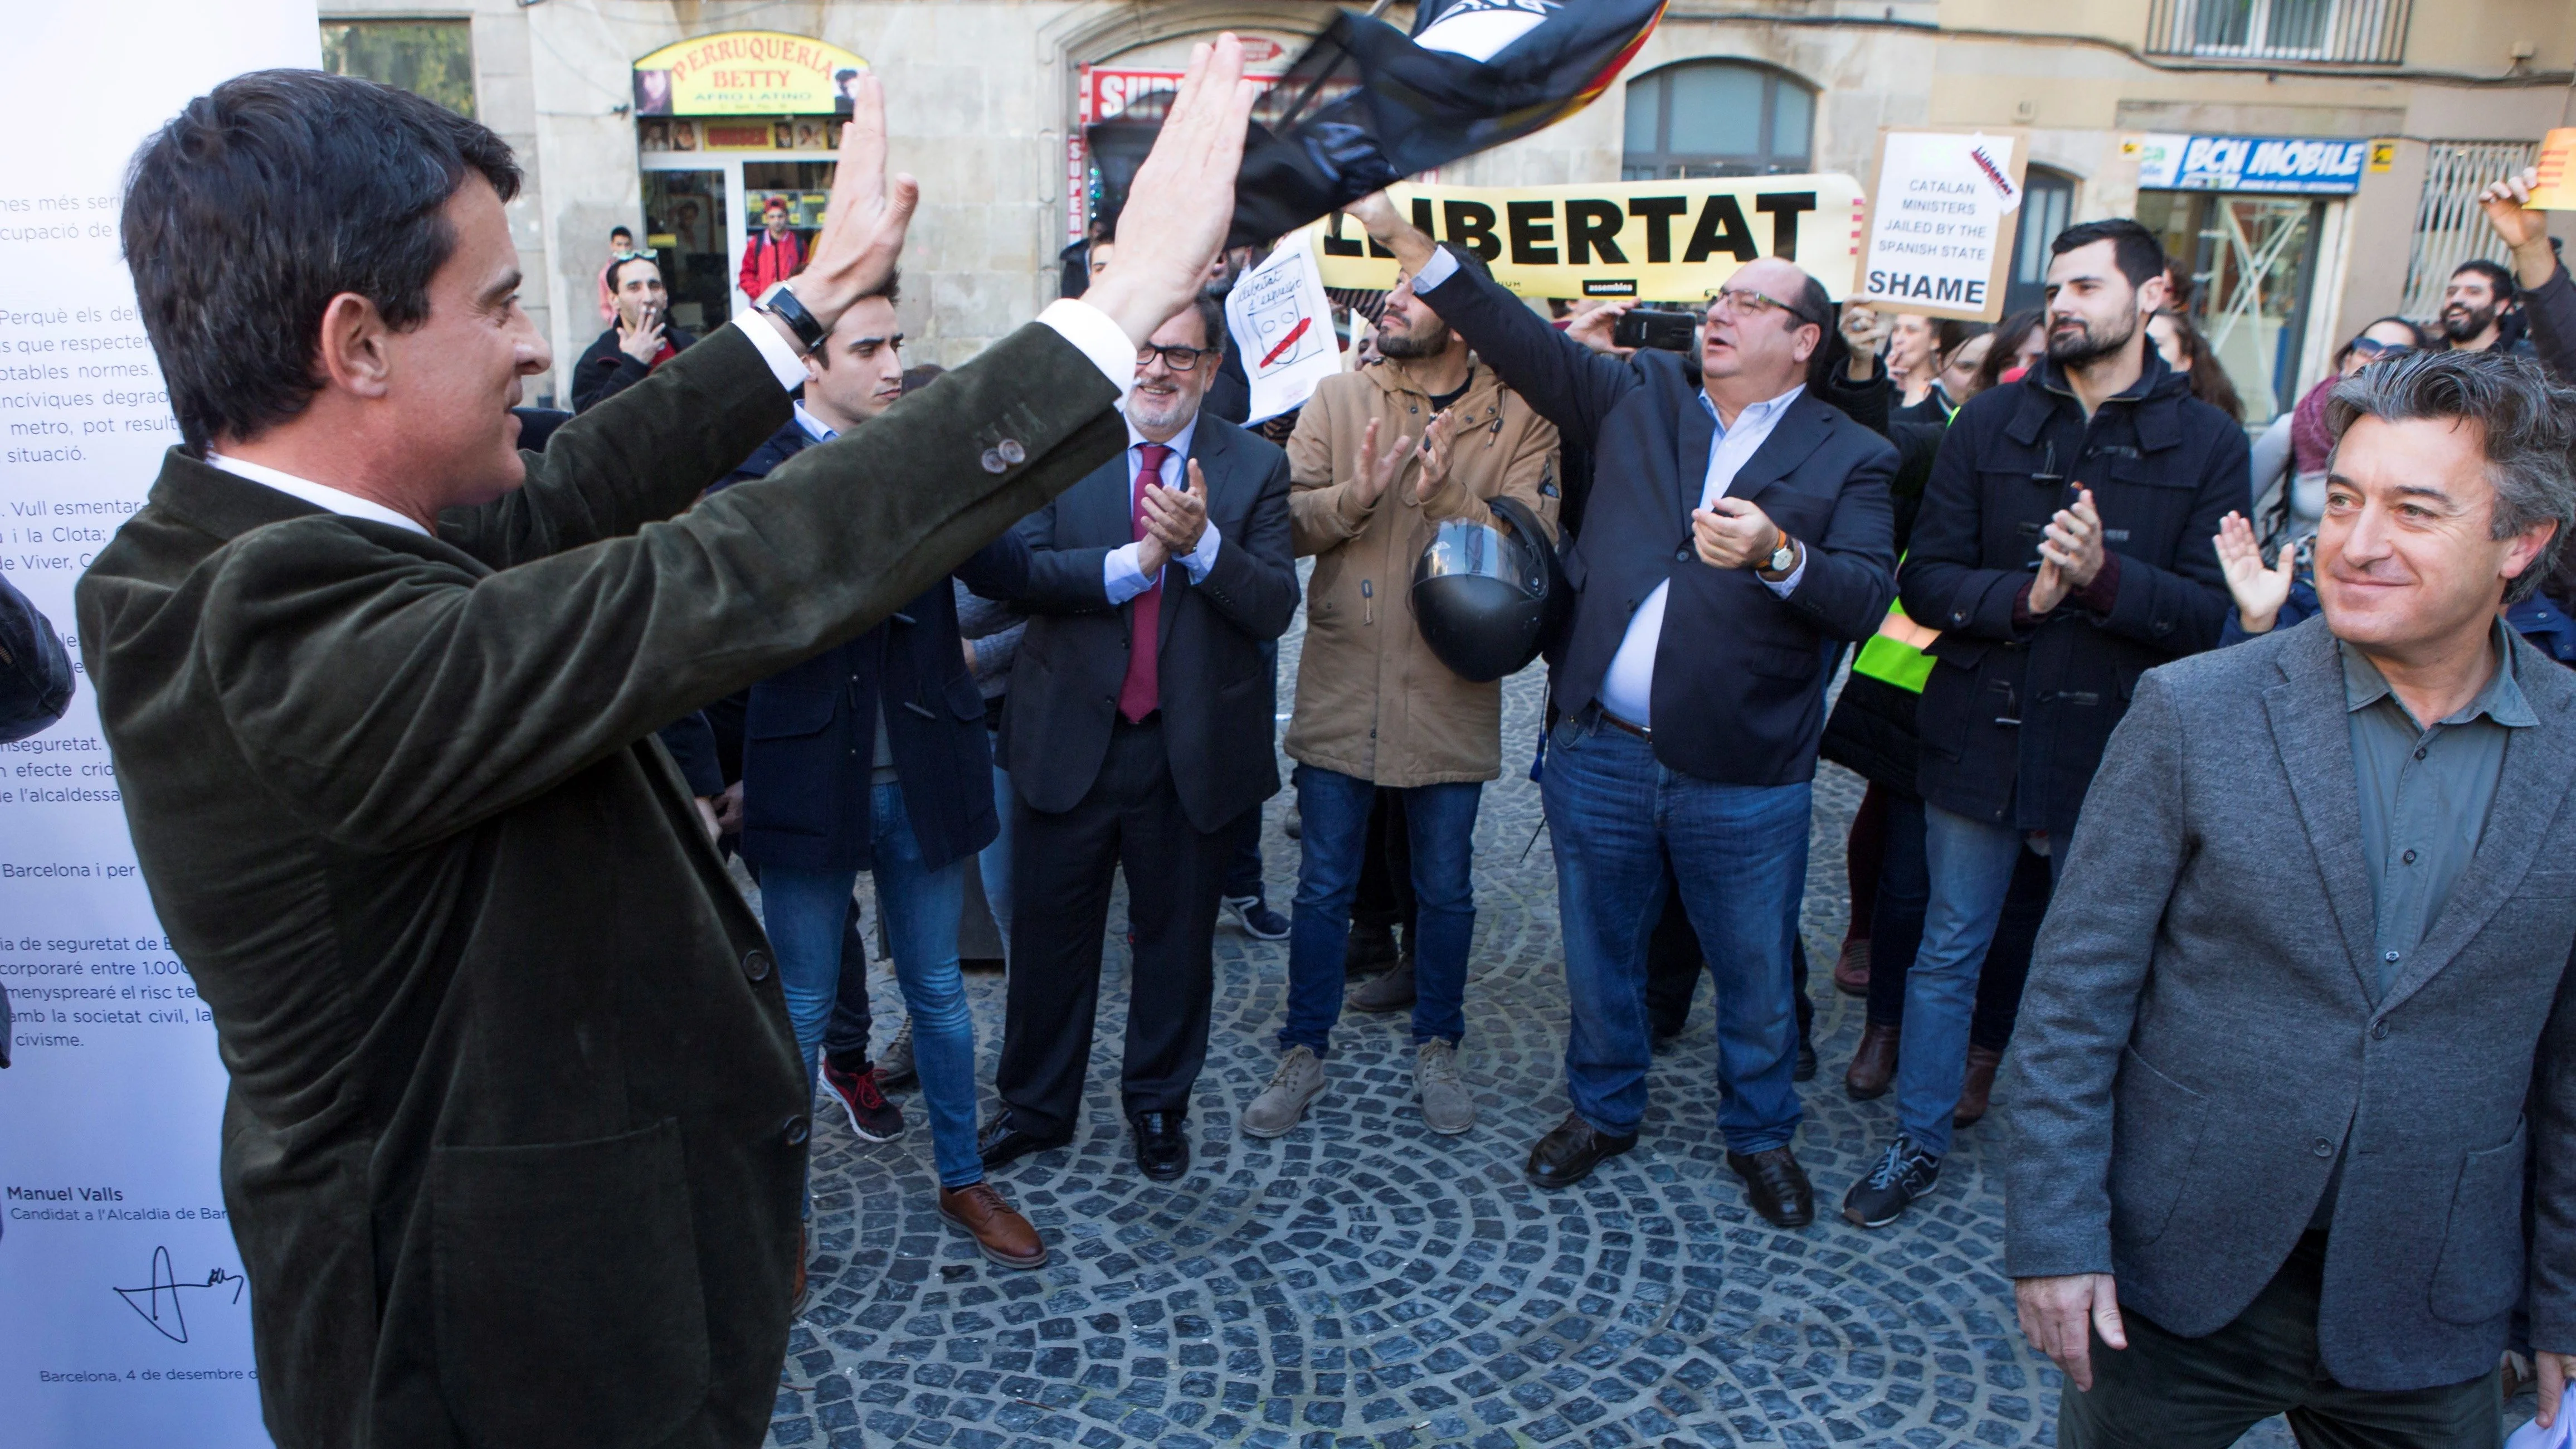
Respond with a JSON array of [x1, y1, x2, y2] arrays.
[[77, 50, 1257, 1449]]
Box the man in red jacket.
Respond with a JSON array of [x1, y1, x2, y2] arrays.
[[739, 195, 805, 303]]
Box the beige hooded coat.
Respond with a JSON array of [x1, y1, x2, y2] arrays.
[[1284, 354, 1560, 787]]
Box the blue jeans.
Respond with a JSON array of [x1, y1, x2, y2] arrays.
[[1280, 765, 1481, 1055], [761, 784, 981, 1189], [1894, 805, 2029, 1158], [980, 755, 1014, 945], [1544, 715, 1810, 1151]]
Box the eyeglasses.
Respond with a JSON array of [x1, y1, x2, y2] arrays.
[[611, 246, 658, 260], [1137, 344, 1214, 372], [1710, 287, 1822, 328], [2350, 337, 2414, 361]]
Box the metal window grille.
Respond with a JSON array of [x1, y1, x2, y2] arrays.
[[2143, 0, 2409, 64], [2401, 140, 2540, 320]]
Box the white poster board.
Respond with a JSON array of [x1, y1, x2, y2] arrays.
[[1226, 226, 1340, 425], [1857, 128, 2029, 322], [0, 7, 318, 1447]]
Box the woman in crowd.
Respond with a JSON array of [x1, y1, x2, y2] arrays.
[[1887, 314, 1973, 423], [2247, 315, 2426, 548], [1975, 308, 2046, 391], [2146, 309, 2244, 422]]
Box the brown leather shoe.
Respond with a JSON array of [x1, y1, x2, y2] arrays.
[[1954, 1044, 2004, 1127], [1844, 1022, 1900, 1101], [939, 1182, 1048, 1270], [1832, 936, 1872, 996]]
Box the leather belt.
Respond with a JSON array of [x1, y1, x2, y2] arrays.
[[1598, 708, 1651, 740]]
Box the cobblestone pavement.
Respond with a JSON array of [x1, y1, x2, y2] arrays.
[[758, 606, 2504, 1449]]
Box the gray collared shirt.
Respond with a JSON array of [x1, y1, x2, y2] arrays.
[[2342, 617, 2536, 1002]]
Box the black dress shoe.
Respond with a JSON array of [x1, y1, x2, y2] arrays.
[[1727, 1145, 1815, 1228], [977, 1111, 1070, 1170], [1130, 1111, 1190, 1181], [1525, 1111, 1637, 1189]]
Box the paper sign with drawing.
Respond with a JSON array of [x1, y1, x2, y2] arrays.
[[1226, 226, 1342, 424]]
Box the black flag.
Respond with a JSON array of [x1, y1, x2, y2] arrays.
[[1088, 0, 1666, 247]]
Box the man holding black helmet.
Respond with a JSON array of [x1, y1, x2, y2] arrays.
[[1241, 261, 1559, 1141], [1344, 192, 1896, 1226]]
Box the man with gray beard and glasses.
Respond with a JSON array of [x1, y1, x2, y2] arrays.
[[977, 290, 1298, 1185]]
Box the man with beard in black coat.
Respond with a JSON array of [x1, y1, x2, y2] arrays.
[[1844, 219, 2246, 1230]]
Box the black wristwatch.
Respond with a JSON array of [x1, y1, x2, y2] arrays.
[[759, 283, 827, 354]]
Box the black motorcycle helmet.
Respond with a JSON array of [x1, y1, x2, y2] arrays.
[[1410, 494, 1567, 683]]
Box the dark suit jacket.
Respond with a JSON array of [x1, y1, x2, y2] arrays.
[[731, 419, 1028, 873], [571, 322, 698, 414], [1414, 244, 1898, 786], [2005, 617, 2576, 1389], [75, 322, 1123, 1449], [999, 414, 1298, 834]]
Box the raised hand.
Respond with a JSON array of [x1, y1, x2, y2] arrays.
[[1413, 410, 1457, 503], [774, 74, 919, 337], [2478, 164, 2558, 289], [1840, 305, 1889, 381], [1566, 299, 1637, 358], [1143, 459, 1212, 552], [2214, 510, 2296, 634], [1084, 37, 1262, 345], [1345, 190, 1438, 275], [1350, 416, 1415, 508]]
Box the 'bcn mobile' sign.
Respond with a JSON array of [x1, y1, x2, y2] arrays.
[[2132, 133, 2370, 195]]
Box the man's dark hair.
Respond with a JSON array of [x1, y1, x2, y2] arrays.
[[1182, 293, 1228, 354], [123, 69, 520, 453], [609, 225, 632, 241], [809, 270, 902, 369], [2050, 218, 2166, 291], [607, 254, 662, 292], [2453, 257, 2517, 298], [2327, 348, 2576, 604]]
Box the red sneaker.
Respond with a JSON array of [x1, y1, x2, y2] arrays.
[[820, 1057, 905, 1142]]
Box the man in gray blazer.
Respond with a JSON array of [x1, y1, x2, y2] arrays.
[[2005, 348, 2576, 1446]]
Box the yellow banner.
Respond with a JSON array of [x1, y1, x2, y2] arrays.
[[1313, 177, 1866, 302], [632, 31, 870, 118]]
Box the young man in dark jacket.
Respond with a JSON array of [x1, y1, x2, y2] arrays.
[[571, 254, 696, 412], [726, 275, 1051, 1272], [1845, 219, 2246, 1229]]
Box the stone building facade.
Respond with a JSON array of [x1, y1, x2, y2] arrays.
[[315, 0, 2574, 419]]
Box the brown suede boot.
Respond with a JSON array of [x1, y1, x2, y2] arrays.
[[1844, 1022, 1900, 1101], [1953, 1044, 2004, 1127], [1832, 936, 1872, 996], [940, 1182, 1048, 1270]]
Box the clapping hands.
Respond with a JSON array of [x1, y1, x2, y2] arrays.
[[1136, 459, 1212, 575]]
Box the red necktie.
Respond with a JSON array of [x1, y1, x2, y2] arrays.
[[1118, 444, 1171, 723]]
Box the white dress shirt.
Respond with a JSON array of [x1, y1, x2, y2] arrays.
[[1596, 385, 1808, 727], [1102, 412, 1221, 605], [203, 301, 1141, 530]]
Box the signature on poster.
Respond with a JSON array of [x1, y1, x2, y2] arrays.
[[113, 1244, 246, 1344]]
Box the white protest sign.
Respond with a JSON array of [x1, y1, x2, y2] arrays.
[[1226, 227, 1341, 425], [1858, 128, 2029, 322], [1, 7, 318, 1447]]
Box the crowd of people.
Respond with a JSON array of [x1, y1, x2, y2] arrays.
[[77, 40, 2576, 1449]]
